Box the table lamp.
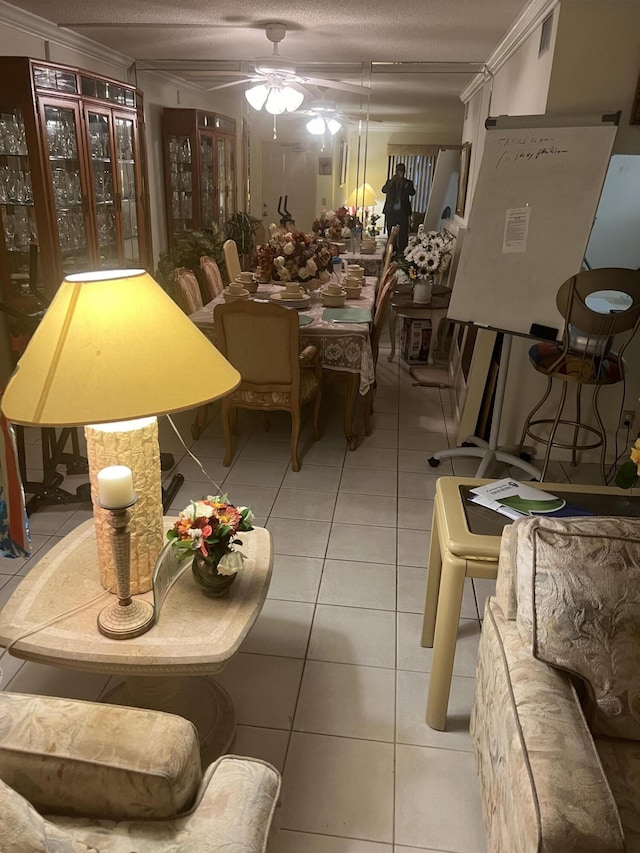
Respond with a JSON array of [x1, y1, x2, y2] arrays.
[[1, 269, 241, 636], [345, 182, 378, 222]]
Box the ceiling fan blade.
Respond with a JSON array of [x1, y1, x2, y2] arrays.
[[206, 79, 252, 92], [303, 77, 370, 96]]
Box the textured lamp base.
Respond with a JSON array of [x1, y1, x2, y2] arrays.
[[97, 598, 155, 639]]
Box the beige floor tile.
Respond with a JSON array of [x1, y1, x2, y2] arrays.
[[231, 725, 290, 773], [399, 430, 453, 452], [238, 439, 297, 463], [334, 493, 398, 528], [309, 604, 396, 669], [281, 732, 394, 843], [343, 447, 398, 471], [271, 488, 337, 522], [398, 472, 440, 500], [319, 560, 396, 611], [267, 555, 323, 603], [167, 455, 228, 483], [367, 411, 398, 431], [215, 652, 303, 730], [327, 523, 397, 565], [339, 468, 398, 497], [358, 429, 399, 450], [301, 442, 348, 467], [294, 660, 395, 741], [267, 517, 331, 558], [397, 498, 433, 531], [8, 662, 110, 701], [277, 831, 391, 852], [282, 464, 342, 492], [397, 528, 431, 568], [242, 599, 315, 658], [223, 459, 288, 487], [395, 744, 486, 852], [472, 579, 496, 620], [397, 568, 478, 620], [396, 669, 474, 751], [397, 613, 481, 676]]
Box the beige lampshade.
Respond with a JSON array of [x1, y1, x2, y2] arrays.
[[1, 269, 241, 427], [345, 183, 378, 209]]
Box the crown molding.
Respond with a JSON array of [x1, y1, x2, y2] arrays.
[[0, 0, 133, 70], [460, 0, 560, 103]]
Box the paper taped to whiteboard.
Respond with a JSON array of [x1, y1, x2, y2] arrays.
[[502, 207, 530, 253]]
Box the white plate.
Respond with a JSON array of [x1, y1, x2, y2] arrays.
[[270, 292, 312, 309]]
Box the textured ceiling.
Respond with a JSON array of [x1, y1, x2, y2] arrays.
[[3, 0, 532, 128]]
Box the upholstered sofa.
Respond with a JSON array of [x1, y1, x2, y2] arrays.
[[0, 691, 281, 852], [471, 514, 640, 853]]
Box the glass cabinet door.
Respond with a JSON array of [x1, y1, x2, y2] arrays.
[[217, 136, 227, 225], [114, 116, 140, 267], [168, 134, 193, 237], [0, 107, 39, 295], [87, 110, 118, 269], [199, 133, 214, 230], [42, 101, 90, 274]]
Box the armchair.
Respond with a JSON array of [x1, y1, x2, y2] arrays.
[[0, 691, 280, 852], [471, 514, 640, 853]]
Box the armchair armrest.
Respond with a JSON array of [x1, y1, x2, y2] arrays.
[[471, 601, 624, 853], [0, 692, 201, 820]]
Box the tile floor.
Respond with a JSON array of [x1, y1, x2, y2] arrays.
[[0, 330, 607, 853]]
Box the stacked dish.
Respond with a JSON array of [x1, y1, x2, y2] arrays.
[[223, 282, 250, 302], [320, 282, 347, 307], [343, 276, 363, 299], [360, 238, 377, 254], [270, 281, 312, 309], [234, 272, 258, 293]]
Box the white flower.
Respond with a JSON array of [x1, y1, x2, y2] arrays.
[[318, 270, 330, 282], [341, 226, 351, 238], [306, 259, 317, 275], [217, 550, 244, 575], [238, 506, 255, 527], [298, 266, 309, 280], [274, 256, 285, 268], [180, 500, 211, 521], [188, 528, 203, 544], [283, 242, 295, 255]]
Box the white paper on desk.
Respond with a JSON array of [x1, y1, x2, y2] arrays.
[[469, 478, 566, 520]]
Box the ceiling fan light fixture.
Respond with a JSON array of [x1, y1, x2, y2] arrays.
[[327, 118, 342, 135], [245, 84, 269, 110], [306, 116, 326, 135]]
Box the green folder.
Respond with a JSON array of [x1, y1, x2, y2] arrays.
[[322, 308, 372, 324], [298, 314, 314, 326]]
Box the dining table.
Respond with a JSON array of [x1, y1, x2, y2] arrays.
[[189, 276, 378, 449], [340, 245, 385, 278]]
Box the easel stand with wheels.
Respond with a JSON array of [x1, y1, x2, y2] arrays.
[[428, 333, 542, 480]]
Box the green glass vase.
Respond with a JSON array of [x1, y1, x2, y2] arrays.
[[191, 546, 237, 597]]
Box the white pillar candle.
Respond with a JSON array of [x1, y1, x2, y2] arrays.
[[97, 465, 135, 508]]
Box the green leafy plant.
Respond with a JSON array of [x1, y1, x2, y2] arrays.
[[225, 211, 262, 270], [155, 227, 225, 301], [615, 438, 640, 489]]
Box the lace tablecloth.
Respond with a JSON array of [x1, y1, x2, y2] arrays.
[[189, 278, 377, 396], [341, 247, 385, 278]]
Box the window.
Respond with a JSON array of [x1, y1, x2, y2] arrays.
[[387, 154, 436, 213]]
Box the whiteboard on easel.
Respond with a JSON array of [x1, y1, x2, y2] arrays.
[[447, 114, 619, 338]]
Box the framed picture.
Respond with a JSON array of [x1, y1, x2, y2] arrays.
[[631, 69, 640, 124], [318, 157, 332, 176], [455, 142, 471, 217], [339, 141, 349, 186]]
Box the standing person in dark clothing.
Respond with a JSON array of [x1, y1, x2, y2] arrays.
[[382, 163, 415, 252]]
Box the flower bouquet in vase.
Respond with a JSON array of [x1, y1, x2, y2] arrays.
[[256, 228, 332, 291], [402, 227, 454, 304], [615, 439, 640, 490], [167, 495, 254, 596]]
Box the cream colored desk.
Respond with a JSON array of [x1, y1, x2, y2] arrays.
[[422, 476, 637, 731], [0, 520, 273, 766]]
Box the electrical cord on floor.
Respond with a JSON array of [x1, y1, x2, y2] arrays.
[[166, 414, 225, 496], [0, 586, 113, 687], [604, 377, 630, 484]]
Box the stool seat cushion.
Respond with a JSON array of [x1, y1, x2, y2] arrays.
[[528, 341, 622, 383]]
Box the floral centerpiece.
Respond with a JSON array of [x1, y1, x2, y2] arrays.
[[312, 206, 356, 240], [366, 212, 381, 237], [615, 438, 640, 489], [402, 227, 454, 282], [256, 228, 332, 285], [167, 495, 254, 596]]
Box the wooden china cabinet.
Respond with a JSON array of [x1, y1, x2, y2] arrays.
[[161, 108, 237, 246], [0, 57, 152, 304]]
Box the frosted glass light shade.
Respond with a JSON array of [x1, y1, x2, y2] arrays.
[[306, 116, 343, 136], [1, 269, 241, 427], [245, 85, 269, 110], [246, 83, 303, 115], [327, 118, 342, 135]]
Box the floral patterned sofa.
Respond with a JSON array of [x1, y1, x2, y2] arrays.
[[471, 514, 640, 853], [0, 691, 280, 852]]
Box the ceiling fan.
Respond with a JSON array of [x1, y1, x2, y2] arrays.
[[207, 23, 370, 115]]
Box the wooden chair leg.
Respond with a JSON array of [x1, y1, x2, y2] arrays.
[[363, 388, 374, 436], [312, 392, 322, 440], [191, 405, 208, 440], [222, 401, 234, 467], [290, 408, 301, 471]]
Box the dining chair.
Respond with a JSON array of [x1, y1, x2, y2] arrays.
[[223, 239, 242, 283], [173, 266, 203, 314], [214, 300, 323, 471], [517, 267, 640, 482], [199, 255, 225, 300]]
